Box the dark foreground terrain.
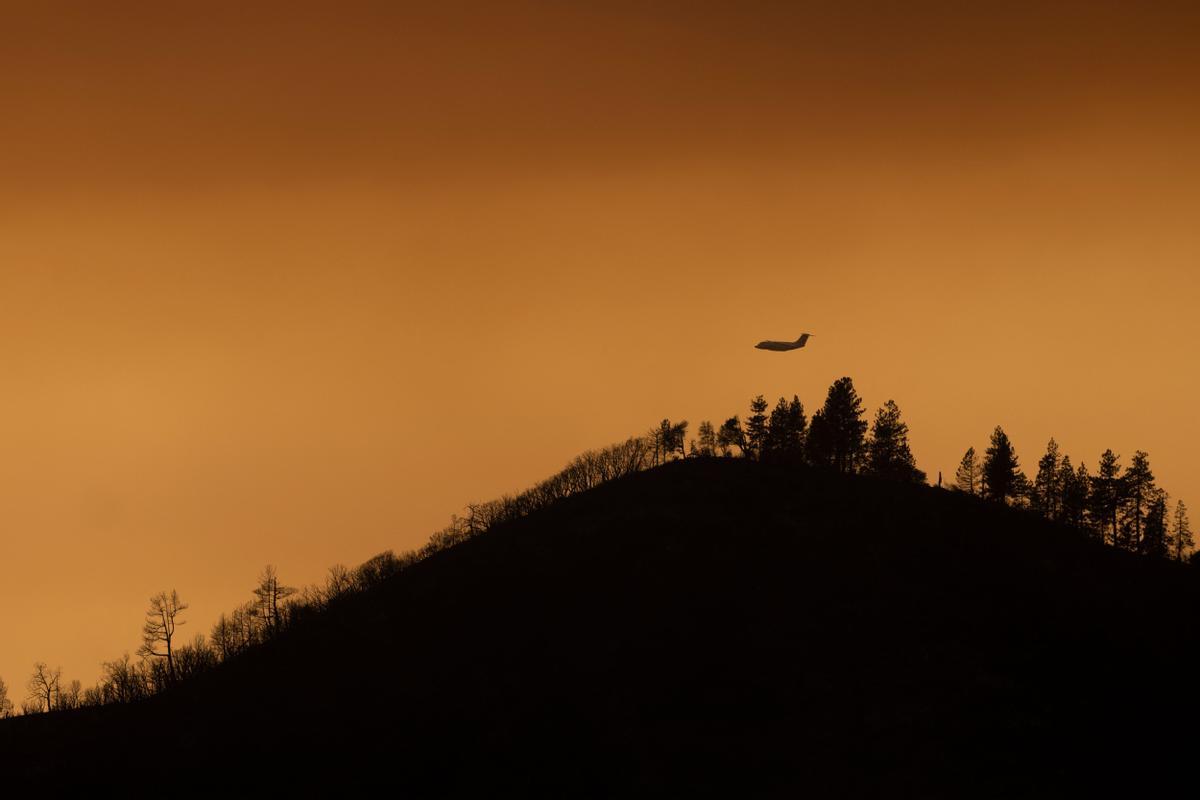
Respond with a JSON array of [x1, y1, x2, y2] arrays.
[[3, 459, 1199, 795]]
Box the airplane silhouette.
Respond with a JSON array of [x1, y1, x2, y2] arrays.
[[755, 333, 812, 352]]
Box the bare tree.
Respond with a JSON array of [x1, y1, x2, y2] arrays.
[[100, 653, 150, 704], [174, 634, 217, 680], [81, 685, 106, 708], [210, 613, 237, 662], [325, 564, 354, 599], [0, 676, 14, 718], [58, 679, 82, 711], [354, 552, 402, 590], [253, 566, 298, 635], [138, 589, 188, 683], [27, 662, 60, 713]]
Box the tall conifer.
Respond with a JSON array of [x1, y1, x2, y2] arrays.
[[865, 400, 925, 483], [982, 426, 1022, 504]]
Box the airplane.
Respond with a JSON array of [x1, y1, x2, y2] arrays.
[[755, 333, 812, 352]]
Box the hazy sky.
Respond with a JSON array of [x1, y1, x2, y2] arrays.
[[2, 1, 1200, 690]]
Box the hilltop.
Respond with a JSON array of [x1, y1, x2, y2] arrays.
[[3, 457, 1199, 794]]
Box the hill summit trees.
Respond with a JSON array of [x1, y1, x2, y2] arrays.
[[865, 400, 925, 483], [5, 373, 1193, 723], [691, 378, 921, 485], [956, 430, 1189, 562], [982, 427, 1022, 504], [807, 378, 869, 473]]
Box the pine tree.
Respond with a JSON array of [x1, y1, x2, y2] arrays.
[[745, 395, 769, 461], [864, 400, 925, 483], [650, 419, 688, 464], [1090, 450, 1123, 547], [693, 421, 718, 457], [815, 377, 867, 474], [1075, 462, 1096, 537], [1011, 472, 1033, 509], [786, 395, 808, 459], [1171, 500, 1193, 562], [1121, 451, 1155, 552], [717, 416, 746, 457], [1142, 490, 1169, 558], [954, 447, 981, 495], [1058, 456, 1090, 532], [1031, 438, 1062, 520], [982, 426, 1023, 505], [762, 398, 793, 462], [806, 410, 833, 468]]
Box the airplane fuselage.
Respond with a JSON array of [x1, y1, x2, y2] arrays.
[[755, 333, 811, 352]]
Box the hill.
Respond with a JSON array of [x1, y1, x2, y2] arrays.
[[3, 458, 1199, 794]]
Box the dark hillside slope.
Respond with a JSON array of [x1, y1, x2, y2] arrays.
[[4, 458, 1200, 795]]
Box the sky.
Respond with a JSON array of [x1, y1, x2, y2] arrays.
[[2, 1, 1200, 691]]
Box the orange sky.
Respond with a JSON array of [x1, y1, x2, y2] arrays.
[[2, 1, 1200, 691]]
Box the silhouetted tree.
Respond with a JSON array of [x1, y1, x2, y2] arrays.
[[138, 589, 188, 683], [982, 426, 1023, 505], [954, 447, 981, 495], [1142, 491, 1169, 558], [1171, 500, 1193, 562], [27, 662, 60, 713], [812, 378, 867, 473], [787, 396, 807, 454], [1059, 457, 1092, 533], [175, 635, 217, 680], [717, 416, 746, 457], [0, 676, 13, 718], [325, 564, 354, 598], [80, 685, 105, 708], [651, 419, 688, 464], [670, 420, 688, 460], [745, 396, 769, 460], [1121, 451, 1155, 552], [1031, 438, 1062, 520], [254, 565, 298, 635], [1090, 450, 1124, 547], [1011, 472, 1033, 509], [210, 613, 238, 661], [231, 601, 260, 649], [99, 653, 149, 704], [762, 396, 806, 463], [58, 679, 82, 711], [762, 397, 789, 461], [864, 400, 925, 483], [691, 421, 718, 457], [805, 411, 833, 468], [354, 551, 403, 590]]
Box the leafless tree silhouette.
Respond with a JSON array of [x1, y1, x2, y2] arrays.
[[138, 589, 188, 683], [26, 662, 60, 713], [0, 676, 14, 717], [253, 565, 298, 634]]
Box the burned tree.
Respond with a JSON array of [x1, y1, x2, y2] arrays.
[[26, 662, 60, 713], [138, 589, 188, 683], [253, 565, 298, 635]]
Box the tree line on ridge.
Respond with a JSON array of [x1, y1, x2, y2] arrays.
[[0, 376, 1190, 718]]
